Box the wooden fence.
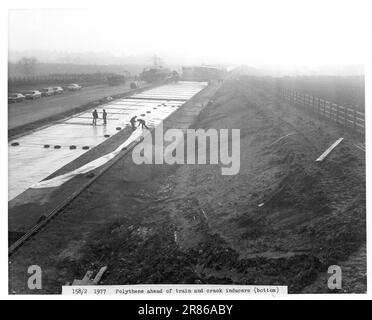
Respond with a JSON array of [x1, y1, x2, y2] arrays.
[[278, 88, 365, 136]]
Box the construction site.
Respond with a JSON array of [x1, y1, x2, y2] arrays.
[[8, 68, 366, 294]]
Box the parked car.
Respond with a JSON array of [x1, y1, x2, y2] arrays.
[[8, 93, 25, 103], [52, 87, 64, 94], [23, 90, 42, 99], [67, 84, 82, 91], [40, 87, 55, 97]]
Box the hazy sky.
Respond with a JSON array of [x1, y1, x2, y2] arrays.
[[8, 0, 372, 66]]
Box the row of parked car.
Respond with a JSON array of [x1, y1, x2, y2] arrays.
[[8, 83, 82, 103]]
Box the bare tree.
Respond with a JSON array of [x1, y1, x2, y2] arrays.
[[17, 57, 38, 78]]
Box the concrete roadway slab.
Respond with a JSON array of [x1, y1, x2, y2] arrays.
[[8, 83, 139, 130], [8, 82, 207, 200]]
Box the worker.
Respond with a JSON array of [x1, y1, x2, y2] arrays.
[[92, 109, 98, 126], [137, 118, 149, 129], [129, 115, 137, 130], [102, 109, 107, 125]]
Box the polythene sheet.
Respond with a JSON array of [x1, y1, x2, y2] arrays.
[[9, 81, 207, 200]]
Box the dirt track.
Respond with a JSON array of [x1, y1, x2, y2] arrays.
[[9, 77, 365, 293]]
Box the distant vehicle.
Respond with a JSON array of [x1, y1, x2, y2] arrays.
[[40, 87, 55, 97], [23, 90, 42, 100], [140, 67, 171, 83], [52, 87, 64, 94], [107, 75, 126, 86], [67, 84, 82, 91], [8, 93, 25, 103], [165, 71, 180, 82]]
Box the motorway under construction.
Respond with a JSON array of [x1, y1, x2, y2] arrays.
[[9, 81, 207, 200], [8, 77, 365, 294]]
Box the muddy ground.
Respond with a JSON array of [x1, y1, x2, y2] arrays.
[[9, 77, 366, 294], [9, 83, 150, 138]]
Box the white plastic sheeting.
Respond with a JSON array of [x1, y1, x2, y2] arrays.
[[132, 81, 206, 100], [31, 127, 144, 188]]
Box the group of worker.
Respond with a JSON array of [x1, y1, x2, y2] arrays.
[[92, 109, 107, 126], [130, 115, 149, 130], [91, 109, 149, 130]]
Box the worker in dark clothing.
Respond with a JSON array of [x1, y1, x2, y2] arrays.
[[102, 109, 107, 125], [92, 109, 98, 126], [137, 118, 149, 129], [129, 116, 137, 130], [129, 115, 137, 130]]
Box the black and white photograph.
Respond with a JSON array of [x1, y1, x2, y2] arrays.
[[2, 0, 371, 301]]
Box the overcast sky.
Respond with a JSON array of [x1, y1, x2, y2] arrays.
[[8, 0, 372, 66]]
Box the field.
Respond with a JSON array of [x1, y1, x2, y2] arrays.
[[8, 62, 145, 79], [9, 76, 366, 293]]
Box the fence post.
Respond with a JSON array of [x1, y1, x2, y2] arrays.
[[353, 109, 357, 132], [312, 96, 314, 113], [291, 90, 294, 105], [344, 107, 347, 128], [297, 93, 299, 106], [318, 99, 322, 119]]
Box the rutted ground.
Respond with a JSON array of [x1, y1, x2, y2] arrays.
[[9, 77, 365, 293]]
